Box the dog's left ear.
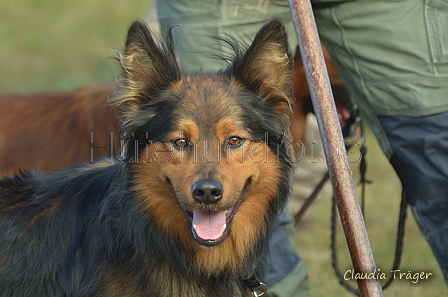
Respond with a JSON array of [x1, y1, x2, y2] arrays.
[[113, 20, 181, 112], [232, 20, 294, 113]]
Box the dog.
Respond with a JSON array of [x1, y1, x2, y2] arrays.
[[0, 83, 119, 178], [0, 20, 295, 296]]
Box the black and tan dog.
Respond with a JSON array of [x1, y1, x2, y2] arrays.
[[0, 20, 295, 297]]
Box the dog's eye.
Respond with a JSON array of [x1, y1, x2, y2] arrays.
[[172, 138, 190, 148], [227, 136, 243, 147]]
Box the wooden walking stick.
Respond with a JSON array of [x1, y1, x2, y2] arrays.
[[287, 0, 384, 296]]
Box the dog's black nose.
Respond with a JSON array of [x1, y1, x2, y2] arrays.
[[192, 179, 223, 204]]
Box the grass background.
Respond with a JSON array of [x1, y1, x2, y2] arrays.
[[0, 0, 446, 296]]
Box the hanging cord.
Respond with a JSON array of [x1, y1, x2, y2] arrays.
[[331, 188, 408, 295], [331, 192, 361, 295], [331, 105, 408, 294], [382, 192, 408, 290], [357, 117, 373, 215], [342, 102, 372, 214], [294, 98, 408, 293]]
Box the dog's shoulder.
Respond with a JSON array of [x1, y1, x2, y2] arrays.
[[0, 159, 124, 296], [0, 159, 120, 213]]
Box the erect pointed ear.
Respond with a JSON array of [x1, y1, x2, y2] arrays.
[[112, 20, 181, 112], [232, 20, 294, 113]]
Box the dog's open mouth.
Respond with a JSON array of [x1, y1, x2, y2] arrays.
[[191, 210, 229, 246], [186, 195, 243, 247]]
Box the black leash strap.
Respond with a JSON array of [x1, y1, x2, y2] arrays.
[[331, 191, 408, 295], [382, 191, 408, 290]]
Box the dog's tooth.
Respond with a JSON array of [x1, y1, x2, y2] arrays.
[[193, 224, 197, 231], [223, 224, 226, 230]]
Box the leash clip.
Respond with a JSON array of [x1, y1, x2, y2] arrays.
[[252, 282, 267, 297], [243, 274, 267, 297]]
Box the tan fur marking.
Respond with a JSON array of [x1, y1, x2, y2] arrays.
[[29, 198, 61, 226], [168, 119, 200, 143], [0, 201, 26, 212], [101, 269, 145, 297], [215, 117, 250, 141]]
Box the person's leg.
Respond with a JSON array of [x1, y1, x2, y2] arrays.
[[313, 0, 448, 157], [379, 113, 448, 283], [264, 204, 310, 297], [266, 260, 310, 297], [313, 0, 448, 283]]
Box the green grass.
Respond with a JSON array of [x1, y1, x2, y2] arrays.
[[0, 0, 150, 93], [1, 1, 446, 296]]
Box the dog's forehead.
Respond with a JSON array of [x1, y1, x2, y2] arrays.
[[170, 76, 247, 136], [176, 76, 239, 107]]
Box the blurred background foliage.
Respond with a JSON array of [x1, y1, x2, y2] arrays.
[[0, 0, 150, 93]]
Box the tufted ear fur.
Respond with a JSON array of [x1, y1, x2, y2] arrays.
[[112, 20, 181, 113], [231, 20, 294, 114]]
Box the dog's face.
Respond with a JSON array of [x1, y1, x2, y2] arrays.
[[113, 20, 294, 273], [134, 76, 285, 247], [143, 77, 262, 246]]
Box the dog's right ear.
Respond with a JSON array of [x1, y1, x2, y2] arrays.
[[113, 20, 181, 112], [231, 20, 294, 115]]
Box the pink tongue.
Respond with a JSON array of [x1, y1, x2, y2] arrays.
[[192, 210, 227, 241]]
